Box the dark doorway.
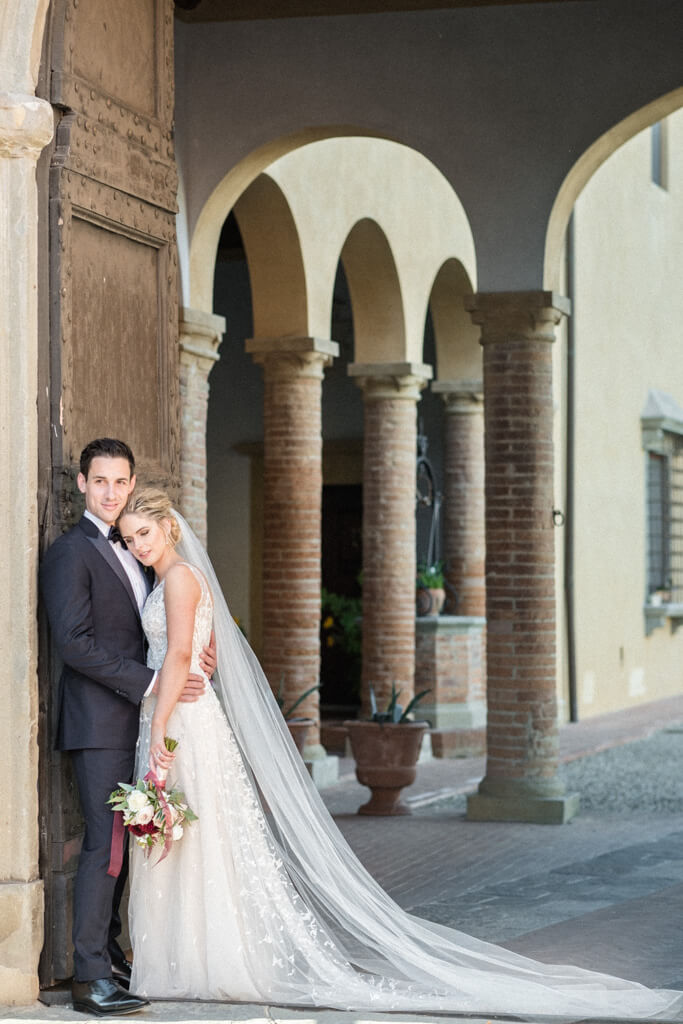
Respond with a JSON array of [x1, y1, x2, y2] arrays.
[[320, 484, 362, 717]]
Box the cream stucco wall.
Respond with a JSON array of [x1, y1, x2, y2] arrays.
[[564, 109, 683, 717]]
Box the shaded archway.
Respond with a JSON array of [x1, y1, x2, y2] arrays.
[[544, 85, 683, 289], [189, 127, 389, 312], [341, 217, 406, 363], [196, 135, 479, 758], [428, 259, 479, 382], [234, 173, 308, 338]]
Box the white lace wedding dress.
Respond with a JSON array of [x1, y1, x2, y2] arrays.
[[128, 551, 683, 1019]]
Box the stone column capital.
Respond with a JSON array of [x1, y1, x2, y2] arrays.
[[0, 92, 53, 160], [246, 336, 339, 380], [432, 379, 484, 414], [179, 306, 226, 371], [348, 361, 433, 401], [465, 290, 571, 343]]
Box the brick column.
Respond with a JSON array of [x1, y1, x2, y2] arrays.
[[178, 307, 226, 544], [0, 90, 53, 1003], [432, 380, 485, 616], [247, 337, 338, 774], [349, 362, 432, 715], [464, 292, 579, 824]]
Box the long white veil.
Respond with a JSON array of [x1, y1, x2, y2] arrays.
[[175, 511, 683, 1020]]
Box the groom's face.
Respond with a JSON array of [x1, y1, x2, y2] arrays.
[[77, 456, 136, 525]]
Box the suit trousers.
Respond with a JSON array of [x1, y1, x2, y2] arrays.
[[71, 747, 136, 981]]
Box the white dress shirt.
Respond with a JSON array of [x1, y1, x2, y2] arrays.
[[84, 509, 157, 696]]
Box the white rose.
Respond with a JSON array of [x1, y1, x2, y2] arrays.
[[127, 790, 149, 813], [171, 823, 184, 841], [132, 804, 154, 825]]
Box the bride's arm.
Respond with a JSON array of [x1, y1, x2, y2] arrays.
[[149, 564, 201, 774]]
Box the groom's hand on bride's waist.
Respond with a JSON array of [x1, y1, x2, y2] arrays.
[[198, 629, 217, 679], [178, 673, 207, 702]]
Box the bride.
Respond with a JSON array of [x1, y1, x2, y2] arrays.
[[118, 487, 683, 1020]]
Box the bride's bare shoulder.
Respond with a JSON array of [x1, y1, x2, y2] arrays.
[[163, 561, 201, 602]]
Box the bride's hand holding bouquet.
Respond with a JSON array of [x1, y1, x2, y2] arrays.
[[108, 737, 197, 862], [149, 720, 175, 783]]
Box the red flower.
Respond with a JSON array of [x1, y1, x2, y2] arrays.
[[129, 821, 159, 837]]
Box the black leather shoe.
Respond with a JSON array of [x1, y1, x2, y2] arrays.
[[111, 959, 132, 989], [72, 978, 149, 1016]]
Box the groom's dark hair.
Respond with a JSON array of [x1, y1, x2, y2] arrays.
[[80, 438, 135, 479]]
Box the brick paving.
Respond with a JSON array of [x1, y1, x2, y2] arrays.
[[5, 695, 683, 1024], [327, 694, 683, 1004]]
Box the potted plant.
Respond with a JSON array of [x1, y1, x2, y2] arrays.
[[344, 684, 431, 816], [416, 560, 445, 616], [275, 681, 321, 754]]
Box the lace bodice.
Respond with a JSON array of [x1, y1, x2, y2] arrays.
[[141, 562, 213, 674]]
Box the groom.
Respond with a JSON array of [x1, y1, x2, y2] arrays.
[[41, 438, 215, 1015]]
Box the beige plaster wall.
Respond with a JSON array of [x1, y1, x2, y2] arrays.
[[567, 109, 683, 717]]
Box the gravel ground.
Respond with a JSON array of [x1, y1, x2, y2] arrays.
[[413, 726, 683, 817], [560, 726, 683, 814]]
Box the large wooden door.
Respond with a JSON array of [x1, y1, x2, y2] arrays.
[[37, 0, 179, 985]]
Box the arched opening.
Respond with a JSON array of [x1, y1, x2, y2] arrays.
[[206, 171, 309, 653], [197, 135, 478, 752], [428, 259, 479, 383], [189, 126, 391, 312], [548, 103, 683, 722], [340, 217, 406, 363], [233, 174, 308, 338], [206, 209, 260, 644], [544, 85, 683, 290], [320, 260, 363, 720], [415, 259, 480, 602]]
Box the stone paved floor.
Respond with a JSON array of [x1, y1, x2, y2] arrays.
[[5, 696, 683, 1024], [329, 694, 683, 1002]]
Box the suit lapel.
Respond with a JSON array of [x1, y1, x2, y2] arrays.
[[143, 564, 156, 597], [84, 526, 143, 622]]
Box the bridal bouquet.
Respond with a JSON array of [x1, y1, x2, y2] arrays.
[[107, 738, 197, 861]]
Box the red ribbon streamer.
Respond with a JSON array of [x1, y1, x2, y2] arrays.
[[144, 769, 174, 866], [107, 810, 125, 878]]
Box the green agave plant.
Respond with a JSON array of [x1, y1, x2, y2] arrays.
[[368, 682, 431, 724]]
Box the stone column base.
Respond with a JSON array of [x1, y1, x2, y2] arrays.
[[467, 777, 580, 824], [0, 879, 44, 1004]]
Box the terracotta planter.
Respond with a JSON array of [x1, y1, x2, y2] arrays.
[[286, 718, 312, 754], [343, 720, 428, 815], [416, 586, 445, 616]]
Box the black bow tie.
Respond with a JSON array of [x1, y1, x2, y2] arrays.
[[108, 525, 126, 549]]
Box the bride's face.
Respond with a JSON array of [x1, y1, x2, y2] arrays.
[[119, 512, 171, 567]]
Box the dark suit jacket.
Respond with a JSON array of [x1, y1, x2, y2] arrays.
[[40, 515, 155, 751]]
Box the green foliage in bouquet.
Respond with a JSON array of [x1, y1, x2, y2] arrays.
[[108, 738, 198, 856]]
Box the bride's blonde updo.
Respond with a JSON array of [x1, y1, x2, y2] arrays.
[[121, 487, 182, 547]]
